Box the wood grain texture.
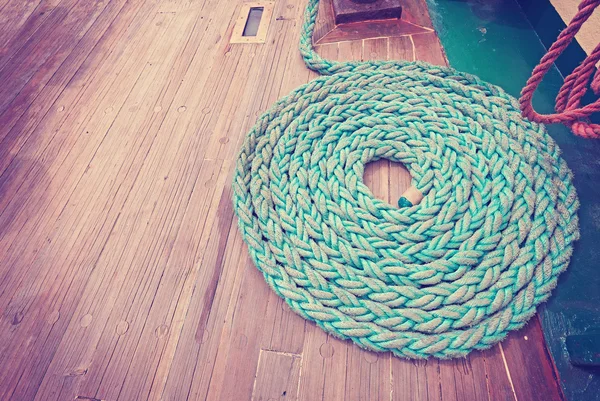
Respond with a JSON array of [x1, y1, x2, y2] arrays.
[[0, 0, 564, 400], [316, 19, 431, 45], [252, 350, 302, 401], [313, 0, 432, 44]]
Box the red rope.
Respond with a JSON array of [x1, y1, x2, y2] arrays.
[[520, 0, 600, 138]]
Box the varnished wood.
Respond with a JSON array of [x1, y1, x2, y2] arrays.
[[313, 0, 432, 44], [0, 0, 564, 400], [316, 18, 431, 45]]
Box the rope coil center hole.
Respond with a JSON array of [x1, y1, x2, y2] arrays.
[[363, 159, 419, 208]]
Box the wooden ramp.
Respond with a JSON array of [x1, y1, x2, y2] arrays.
[[0, 0, 564, 400]]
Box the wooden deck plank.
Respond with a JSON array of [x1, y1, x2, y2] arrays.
[[402, 0, 435, 29], [389, 35, 414, 62], [154, 181, 248, 401], [204, 263, 273, 401], [0, 2, 213, 396], [199, 1, 314, 398], [0, 0, 132, 176], [502, 321, 564, 401], [336, 39, 362, 61], [158, 1, 314, 400], [0, 0, 170, 330], [0, 0, 109, 115], [0, 4, 170, 400], [346, 347, 393, 401], [298, 329, 350, 401], [73, 14, 219, 400], [28, 1, 249, 399], [313, 0, 335, 44], [483, 347, 518, 401], [412, 32, 447, 66], [0, 0, 157, 268], [15, 8, 190, 401], [0, 0, 58, 60], [465, 352, 492, 401], [297, 324, 329, 401], [391, 359, 422, 400], [252, 350, 302, 401]]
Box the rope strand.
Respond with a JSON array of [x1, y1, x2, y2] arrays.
[[520, 0, 600, 138]]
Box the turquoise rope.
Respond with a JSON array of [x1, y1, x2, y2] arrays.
[[232, 0, 580, 358]]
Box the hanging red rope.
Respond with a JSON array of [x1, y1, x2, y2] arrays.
[[520, 0, 600, 138]]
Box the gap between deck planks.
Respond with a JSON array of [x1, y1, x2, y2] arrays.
[[0, 0, 564, 400]]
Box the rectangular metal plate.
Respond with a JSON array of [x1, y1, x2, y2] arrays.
[[230, 1, 275, 44]]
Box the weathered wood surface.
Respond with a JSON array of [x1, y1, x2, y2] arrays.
[[0, 0, 564, 400]]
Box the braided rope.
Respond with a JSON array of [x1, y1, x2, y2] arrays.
[[520, 0, 600, 138], [232, 0, 580, 358]]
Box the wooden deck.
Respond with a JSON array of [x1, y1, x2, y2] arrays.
[[0, 0, 565, 400]]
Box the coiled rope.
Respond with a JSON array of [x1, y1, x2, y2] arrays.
[[520, 0, 600, 138], [232, 0, 580, 358]]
